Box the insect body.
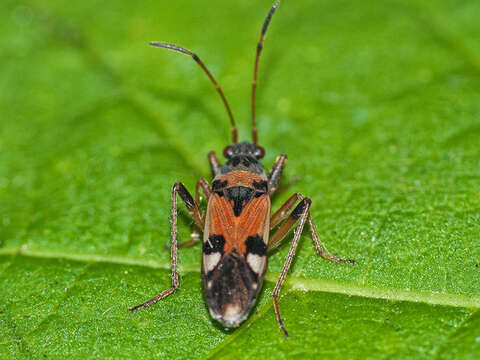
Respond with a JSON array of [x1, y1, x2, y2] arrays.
[[203, 144, 270, 327], [129, 1, 354, 337]]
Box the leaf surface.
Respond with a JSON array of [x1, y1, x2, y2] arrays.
[[1, 0, 480, 358]]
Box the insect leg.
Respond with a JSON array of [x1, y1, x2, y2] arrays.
[[269, 193, 354, 264], [195, 178, 212, 206], [307, 215, 355, 264], [267, 154, 287, 195], [270, 197, 312, 338], [208, 151, 222, 177], [269, 195, 355, 336], [269, 192, 301, 232], [129, 182, 200, 312], [183, 178, 212, 248]]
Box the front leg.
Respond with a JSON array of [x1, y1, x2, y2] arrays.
[[268, 154, 287, 195], [208, 151, 222, 177], [128, 182, 202, 312]]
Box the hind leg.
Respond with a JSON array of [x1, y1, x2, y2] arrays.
[[268, 195, 354, 337]]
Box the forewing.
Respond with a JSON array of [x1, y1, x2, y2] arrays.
[[202, 192, 270, 327]]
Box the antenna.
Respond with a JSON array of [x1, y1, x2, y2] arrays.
[[150, 42, 238, 144], [251, 1, 280, 145]]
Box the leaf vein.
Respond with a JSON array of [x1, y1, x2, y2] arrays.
[[431, 308, 479, 359], [1, 247, 478, 309]]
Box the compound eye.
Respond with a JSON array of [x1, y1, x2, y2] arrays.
[[223, 146, 234, 159], [254, 146, 265, 159]]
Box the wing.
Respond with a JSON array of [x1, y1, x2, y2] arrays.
[[202, 190, 270, 327]]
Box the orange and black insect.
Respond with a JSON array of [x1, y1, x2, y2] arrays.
[[129, 1, 354, 337]]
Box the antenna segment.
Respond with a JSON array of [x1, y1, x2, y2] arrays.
[[251, 1, 280, 145], [150, 42, 238, 144]]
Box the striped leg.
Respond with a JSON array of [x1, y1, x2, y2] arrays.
[[129, 182, 202, 312], [269, 195, 354, 337], [195, 178, 212, 206], [267, 154, 287, 195], [269, 193, 355, 264], [208, 151, 222, 177], [181, 178, 212, 248]]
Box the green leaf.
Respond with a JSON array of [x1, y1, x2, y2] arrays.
[[1, 0, 480, 358]]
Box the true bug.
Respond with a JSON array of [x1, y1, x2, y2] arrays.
[[129, 1, 354, 337]]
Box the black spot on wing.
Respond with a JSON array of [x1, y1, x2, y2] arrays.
[[245, 235, 267, 256], [212, 180, 227, 197], [203, 234, 226, 254], [206, 254, 259, 283], [252, 180, 268, 192], [224, 186, 255, 216], [212, 180, 227, 191], [203, 254, 264, 320]]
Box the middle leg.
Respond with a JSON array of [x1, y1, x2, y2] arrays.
[[208, 151, 222, 177], [129, 182, 201, 312], [269, 193, 355, 264], [179, 178, 211, 248]]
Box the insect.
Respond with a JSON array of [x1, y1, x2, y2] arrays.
[[129, 1, 354, 337]]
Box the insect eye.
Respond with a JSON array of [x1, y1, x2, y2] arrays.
[[223, 146, 234, 158], [254, 146, 265, 159]]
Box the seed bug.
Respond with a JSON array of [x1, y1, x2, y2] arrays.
[[129, 1, 355, 337]]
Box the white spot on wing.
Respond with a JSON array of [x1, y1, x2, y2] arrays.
[[223, 304, 242, 322], [204, 252, 221, 273], [247, 253, 266, 274]]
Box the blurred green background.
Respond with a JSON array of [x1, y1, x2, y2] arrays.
[[1, 0, 480, 358]]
